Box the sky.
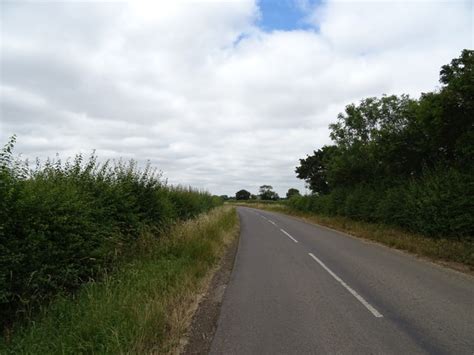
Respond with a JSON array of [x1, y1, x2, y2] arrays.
[[0, 0, 472, 196]]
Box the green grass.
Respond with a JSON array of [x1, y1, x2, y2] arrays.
[[1, 206, 238, 354], [234, 202, 474, 271]]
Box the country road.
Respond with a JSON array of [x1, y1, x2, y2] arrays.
[[210, 207, 474, 354]]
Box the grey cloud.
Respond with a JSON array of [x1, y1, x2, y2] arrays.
[[1, 0, 471, 196]]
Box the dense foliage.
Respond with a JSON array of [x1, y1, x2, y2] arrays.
[[1, 207, 237, 353], [235, 189, 251, 200], [293, 50, 473, 238], [258, 185, 279, 200], [0, 141, 222, 327], [286, 188, 300, 199]]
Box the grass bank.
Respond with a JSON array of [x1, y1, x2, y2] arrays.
[[1, 206, 239, 354], [234, 202, 473, 272]]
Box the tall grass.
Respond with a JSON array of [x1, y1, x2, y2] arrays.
[[0, 136, 222, 329], [1, 206, 238, 353]]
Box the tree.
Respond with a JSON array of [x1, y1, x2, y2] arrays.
[[235, 189, 251, 200], [259, 185, 279, 200], [328, 95, 418, 183], [286, 188, 300, 199], [219, 195, 229, 200], [438, 49, 474, 168], [295, 145, 335, 194], [440, 49, 473, 100], [297, 50, 474, 193], [292, 50, 474, 238]]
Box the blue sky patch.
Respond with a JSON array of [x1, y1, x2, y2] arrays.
[[257, 0, 321, 32]]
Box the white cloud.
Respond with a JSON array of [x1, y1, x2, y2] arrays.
[[0, 0, 471, 196]]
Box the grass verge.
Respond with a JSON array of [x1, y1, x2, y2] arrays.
[[1, 206, 239, 354], [234, 202, 474, 272]]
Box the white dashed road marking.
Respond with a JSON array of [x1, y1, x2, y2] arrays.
[[308, 253, 383, 318]]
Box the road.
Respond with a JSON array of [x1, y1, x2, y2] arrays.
[[210, 207, 474, 354]]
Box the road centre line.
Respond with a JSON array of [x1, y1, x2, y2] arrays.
[[280, 228, 298, 243], [268, 220, 277, 226], [308, 253, 383, 318]]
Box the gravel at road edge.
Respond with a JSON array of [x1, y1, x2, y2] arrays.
[[181, 233, 240, 354]]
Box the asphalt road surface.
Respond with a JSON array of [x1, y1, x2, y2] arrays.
[[210, 207, 474, 354]]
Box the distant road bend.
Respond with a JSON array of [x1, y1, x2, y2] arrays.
[[210, 207, 474, 354]]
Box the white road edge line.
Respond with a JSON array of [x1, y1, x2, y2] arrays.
[[280, 229, 298, 243], [308, 253, 383, 318]]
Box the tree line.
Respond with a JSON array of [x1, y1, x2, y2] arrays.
[[225, 185, 301, 201], [291, 50, 473, 238]]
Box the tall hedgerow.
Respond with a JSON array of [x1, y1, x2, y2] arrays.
[[0, 138, 221, 328], [289, 168, 473, 238]]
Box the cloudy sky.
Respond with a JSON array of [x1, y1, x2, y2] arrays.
[[0, 0, 472, 196]]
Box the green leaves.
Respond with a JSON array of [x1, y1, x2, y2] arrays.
[[258, 185, 279, 200], [286, 188, 300, 199], [235, 189, 251, 200], [0, 142, 222, 328], [295, 145, 336, 194], [293, 50, 473, 240]]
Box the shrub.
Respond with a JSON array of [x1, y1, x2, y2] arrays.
[[287, 168, 473, 239], [0, 138, 222, 327]]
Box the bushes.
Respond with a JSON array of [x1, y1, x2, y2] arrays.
[[1, 206, 238, 354], [292, 51, 473, 241], [0, 138, 222, 327], [399, 169, 473, 237], [288, 168, 473, 238]]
